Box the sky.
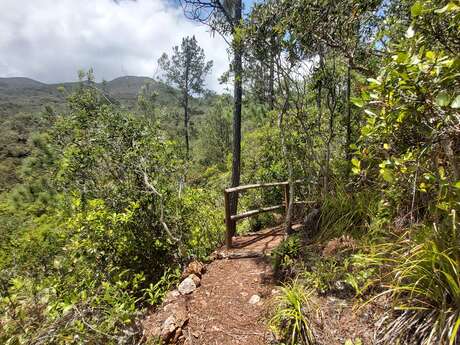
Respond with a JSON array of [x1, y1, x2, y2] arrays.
[[0, 0, 255, 93]]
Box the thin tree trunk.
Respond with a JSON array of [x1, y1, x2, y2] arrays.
[[316, 53, 324, 133], [184, 61, 190, 162], [268, 36, 275, 111], [323, 56, 338, 196], [345, 62, 352, 177], [229, 0, 243, 236], [442, 139, 459, 182], [317, 53, 325, 194], [184, 92, 190, 162], [324, 97, 336, 196], [279, 77, 294, 235], [324, 138, 331, 196], [325, 90, 336, 195]]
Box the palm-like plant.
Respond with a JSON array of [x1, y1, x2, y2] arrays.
[[377, 211, 460, 345], [269, 279, 316, 345]]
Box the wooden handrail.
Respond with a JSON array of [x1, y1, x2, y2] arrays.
[[225, 181, 288, 193], [225, 179, 303, 193], [230, 204, 285, 221], [224, 180, 308, 248]]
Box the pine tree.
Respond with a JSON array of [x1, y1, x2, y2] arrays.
[[158, 36, 213, 161]]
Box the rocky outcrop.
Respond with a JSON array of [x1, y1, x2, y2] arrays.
[[142, 261, 206, 344]]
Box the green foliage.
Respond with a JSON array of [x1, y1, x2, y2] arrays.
[[143, 267, 181, 306], [295, 246, 374, 297], [239, 120, 297, 232], [0, 0, 459, 342], [158, 36, 213, 160], [0, 75, 183, 193], [369, 211, 460, 345], [303, 257, 350, 295], [175, 188, 225, 260], [0, 271, 143, 344], [242, 122, 286, 185], [272, 233, 376, 297], [158, 36, 213, 97], [348, 5, 460, 340], [193, 95, 232, 170], [0, 73, 225, 343], [317, 186, 377, 241], [269, 279, 316, 345], [357, 0, 460, 222], [137, 82, 158, 120], [343, 255, 377, 298], [271, 235, 302, 276], [0, 199, 146, 343]]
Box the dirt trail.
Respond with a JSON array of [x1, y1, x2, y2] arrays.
[[143, 226, 286, 345]]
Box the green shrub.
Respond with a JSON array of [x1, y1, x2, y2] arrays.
[[175, 188, 225, 260], [302, 256, 351, 294], [271, 235, 302, 276], [0, 77, 227, 344], [317, 185, 377, 241], [269, 279, 316, 345]]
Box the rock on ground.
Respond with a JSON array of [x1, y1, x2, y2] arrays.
[[249, 294, 261, 304], [178, 274, 201, 295]]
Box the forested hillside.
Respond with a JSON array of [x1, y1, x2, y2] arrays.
[[0, 0, 459, 344], [0, 75, 214, 190]]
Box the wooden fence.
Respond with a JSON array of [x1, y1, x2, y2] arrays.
[[224, 180, 306, 248]]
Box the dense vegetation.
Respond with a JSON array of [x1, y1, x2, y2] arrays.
[[0, 76, 181, 191], [0, 0, 459, 344]]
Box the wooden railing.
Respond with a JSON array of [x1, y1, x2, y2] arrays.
[[224, 180, 304, 248]]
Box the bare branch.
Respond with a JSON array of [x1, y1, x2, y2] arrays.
[[140, 163, 180, 242]]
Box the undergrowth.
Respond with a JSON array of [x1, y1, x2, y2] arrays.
[[269, 279, 316, 345], [370, 211, 460, 345], [317, 186, 377, 241]]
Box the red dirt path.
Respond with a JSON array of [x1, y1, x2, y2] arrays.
[[143, 226, 286, 345], [142, 224, 383, 344]]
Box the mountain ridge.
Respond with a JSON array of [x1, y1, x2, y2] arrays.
[[0, 75, 178, 117], [0, 75, 156, 88]]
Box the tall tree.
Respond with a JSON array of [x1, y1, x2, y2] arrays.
[[158, 36, 213, 161], [180, 1, 243, 240]]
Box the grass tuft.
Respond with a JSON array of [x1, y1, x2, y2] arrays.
[[375, 211, 460, 345], [269, 278, 316, 345], [317, 185, 377, 241]]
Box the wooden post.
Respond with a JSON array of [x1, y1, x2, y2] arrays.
[[224, 190, 233, 248], [284, 183, 290, 216], [284, 183, 292, 234]]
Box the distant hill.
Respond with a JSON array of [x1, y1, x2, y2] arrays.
[[103, 76, 176, 104], [0, 76, 178, 117], [0, 77, 46, 89]]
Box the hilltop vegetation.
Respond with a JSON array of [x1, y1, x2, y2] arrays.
[[0, 75, 216, 191]]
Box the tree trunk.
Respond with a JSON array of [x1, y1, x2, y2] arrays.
[[229, 0, 243, 237], [345, 62, 352, 177], [324, 138, 331, 196], [316, 53, 324, 133], [268, 36, 275, 111], [184, 91, 190, 162], [279, 80, 294, 235], [184, 62, 190, 162]]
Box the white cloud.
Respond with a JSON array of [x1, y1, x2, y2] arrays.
[[0, 0, 229, 92]]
